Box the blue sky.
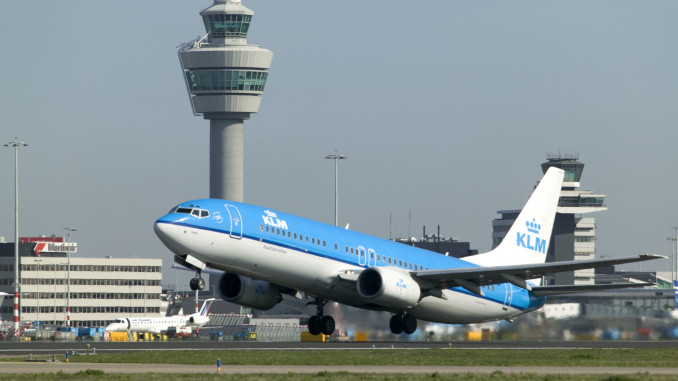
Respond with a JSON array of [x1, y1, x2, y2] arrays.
[[1, 1, 677, 288]]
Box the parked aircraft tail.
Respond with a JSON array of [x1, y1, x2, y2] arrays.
[[198, 298, 215, 317], [188, 298, 215, 326]]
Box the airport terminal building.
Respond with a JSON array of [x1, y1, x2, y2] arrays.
[[0, 236, 161, 328]]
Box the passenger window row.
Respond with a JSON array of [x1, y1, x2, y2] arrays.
[[259, 225, 429, 271], [260, 225, 327, 248]]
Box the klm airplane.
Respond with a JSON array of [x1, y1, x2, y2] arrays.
[[154, 168, 661, 335]]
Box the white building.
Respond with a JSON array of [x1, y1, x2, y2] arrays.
[[0, 238, 162, 328]]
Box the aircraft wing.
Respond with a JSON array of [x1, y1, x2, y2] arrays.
[[529, 282, 655, 296], [414, 254, 664, 295]]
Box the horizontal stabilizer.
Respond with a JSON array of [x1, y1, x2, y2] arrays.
[[531, 282, 655, 296], [415, 254, 664, 288]]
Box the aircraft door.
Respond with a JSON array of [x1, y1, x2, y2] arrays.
[[225, 204, 242, 239], [358, 246, 367, 267], [367, 248, 377, 267], [502, 283, 513, 311]]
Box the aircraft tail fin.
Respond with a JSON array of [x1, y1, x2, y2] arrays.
[[199, 298, 215, 317], [465, 167, 564, 271]]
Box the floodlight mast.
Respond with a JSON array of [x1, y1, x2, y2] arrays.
[[325, 151, 347, 227], [4, 138, 27, 336], [63, 227, 76, 327]]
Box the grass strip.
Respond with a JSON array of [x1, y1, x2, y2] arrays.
[[0, 371, 675, 381], [7, 348, 678, 368]]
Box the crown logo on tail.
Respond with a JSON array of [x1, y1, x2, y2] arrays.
[[527, 219, 541, 234]]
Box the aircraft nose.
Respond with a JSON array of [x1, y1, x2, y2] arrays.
[[153, 220, 169, 238], [154, 220, 187, 256]]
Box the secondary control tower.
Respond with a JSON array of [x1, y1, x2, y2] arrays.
[[179, 0, 273, 201]]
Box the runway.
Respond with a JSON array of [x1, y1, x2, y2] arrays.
[[2, 362, 678, 376]]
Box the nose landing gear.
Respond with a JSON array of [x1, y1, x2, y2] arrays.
[[176, 255, 206, 291], [189, 272, 205, 291]]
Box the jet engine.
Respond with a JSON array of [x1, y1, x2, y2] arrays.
[[218, 273, 282, 311], [357, 267, 421, 309], [188, 316, 208, 326]]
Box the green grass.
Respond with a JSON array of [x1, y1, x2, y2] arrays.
[[6, 348, 678, 368], [0, 372, 674, 381], [75, 348, 678, 367], [3, 349, 678, 381]]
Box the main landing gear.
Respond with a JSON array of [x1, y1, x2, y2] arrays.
[[389, 314, 417, 335], [189, 271, 205, 291], [307, 298, 335, 336]]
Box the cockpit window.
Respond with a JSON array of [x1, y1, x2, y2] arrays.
[[173, 207, 210, 218]]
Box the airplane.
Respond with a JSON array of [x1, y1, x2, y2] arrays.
[[154, 167, 662, 336], [105, 298, 215, 336]]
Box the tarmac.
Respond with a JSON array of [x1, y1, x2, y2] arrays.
[[1, 362, 677, 376]]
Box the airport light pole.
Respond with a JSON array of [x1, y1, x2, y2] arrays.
[[4, 138, 28, 336], [669, 227, 678, 282], [53, 263, 58, 325], [63, 227, 76, 328], [325, 150, 347, 227], [35, 258, 41, 330]]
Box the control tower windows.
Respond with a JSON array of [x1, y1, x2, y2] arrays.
[[203, 14, 252, 38], [186, 70, 268, 93]]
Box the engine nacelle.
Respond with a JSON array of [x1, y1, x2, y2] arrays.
[[188, 316, 208, 326], [218, 273, 282, 311], [357, 267, 421, 309]]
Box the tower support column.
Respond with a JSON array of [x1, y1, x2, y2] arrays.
[[210, 119, 244, 201]]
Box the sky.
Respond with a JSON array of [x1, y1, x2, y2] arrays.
[[0, 1, 677, 289]]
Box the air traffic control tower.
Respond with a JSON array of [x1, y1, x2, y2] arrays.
[[492, 154, 607, 285], [179, 0, 272, 202]]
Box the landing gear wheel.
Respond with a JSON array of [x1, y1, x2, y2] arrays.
[[389, 314, 404, 334], [189, 277, 205, 291], [308, 315, 322, 336], [320, 315, 335, 335], [196, 277, 205, 291], [306, 298, 335, 335], [402, 315, 417, 334]]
